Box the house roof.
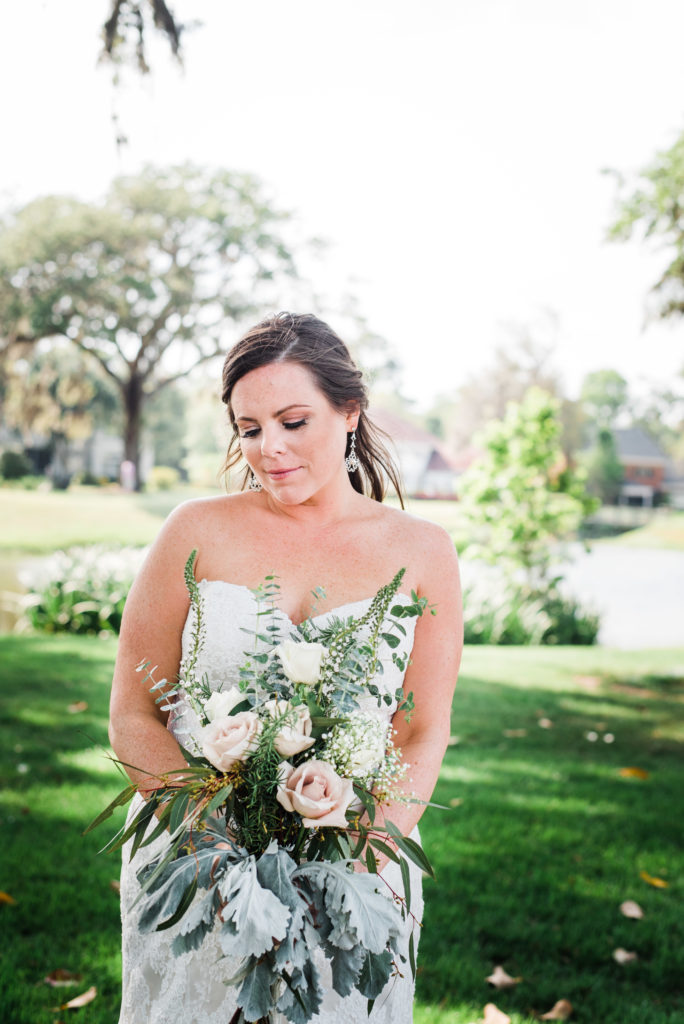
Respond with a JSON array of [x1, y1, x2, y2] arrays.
[[613, 427, 667, 462], [369, 407, 460, 471], [369, 407, 442, 445], [426, 449, 453, 472]]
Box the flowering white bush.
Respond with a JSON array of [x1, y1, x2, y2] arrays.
[[20, 545, 147, 635]]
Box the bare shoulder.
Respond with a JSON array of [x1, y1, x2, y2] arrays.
[[150, 492, 255, 569], [373, 502, 459, 582]]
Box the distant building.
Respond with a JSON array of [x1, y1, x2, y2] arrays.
[[369, 408, 460, 498], [613, 427, 668, 507]]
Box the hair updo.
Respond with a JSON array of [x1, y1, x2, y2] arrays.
[[220, 311, 404, 505]]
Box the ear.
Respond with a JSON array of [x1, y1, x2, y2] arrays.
[[344, 401, 360, 431]]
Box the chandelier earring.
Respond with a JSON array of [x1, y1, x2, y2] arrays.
[[248, 472, 263, 491], [345, 429, 360, 473]]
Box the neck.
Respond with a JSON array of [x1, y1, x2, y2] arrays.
[[264, 476, 365, 528]]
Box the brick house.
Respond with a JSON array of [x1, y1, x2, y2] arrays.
[[613, 427, 668, 506]]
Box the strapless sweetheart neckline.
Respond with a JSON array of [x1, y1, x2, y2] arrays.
[[197, 578, 412, 628]]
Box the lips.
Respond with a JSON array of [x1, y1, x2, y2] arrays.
[[267, 467, 299, 480]]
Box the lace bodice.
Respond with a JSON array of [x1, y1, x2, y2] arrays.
[[118, 581, 423, 1024]]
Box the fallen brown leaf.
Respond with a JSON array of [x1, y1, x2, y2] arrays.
[[538, 718, 553, 729], [110, 879, 121, 893], [640, 870, 668, 888], [44, 969, 83, 988], [539, 998, 573, 1020], [53, 985, 97, 1011], [574, 674, 601, 691], [613, 948, 638, 964], [485, 965, 521, 989], [619, 766, 649, 779], [620, 899, 644, 919], [503, 729, 527, 738], [483, 1004, 511, 1024], [449, 797, 463, 808], [67, 701, 88, 714], [448, 735, 460, 746], [0, 891, 17, 905]]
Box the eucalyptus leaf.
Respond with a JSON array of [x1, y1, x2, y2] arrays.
[[400, 855, 411, 914]]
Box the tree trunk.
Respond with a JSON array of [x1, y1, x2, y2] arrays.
[[122, 373, 143, 491]]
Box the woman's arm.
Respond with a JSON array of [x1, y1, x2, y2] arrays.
[[109, 501, 209, 793], [372, 522, 463, 867]]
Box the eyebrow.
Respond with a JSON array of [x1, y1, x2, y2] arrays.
[[235, 404, 313, 423]]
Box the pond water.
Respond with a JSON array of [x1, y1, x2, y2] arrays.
[[558, 543, 684, 649]]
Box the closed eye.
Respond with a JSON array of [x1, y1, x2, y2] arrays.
[[239, 418, 307, 439]]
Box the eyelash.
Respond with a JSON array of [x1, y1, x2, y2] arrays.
[[240, 418, 308, 439]]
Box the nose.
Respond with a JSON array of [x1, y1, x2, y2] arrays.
[[260, 424, 287, 458]]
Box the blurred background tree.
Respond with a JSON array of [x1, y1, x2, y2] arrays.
[[581, 428, 624, 505], [101, 0, 184, 73], [423, 316, 565, 453], [1, 342, 120, 479], [0, 164, 299, 488], [607, 127, 684, 324], [458, 387, 597, 594], [579, 368, 629, 437]]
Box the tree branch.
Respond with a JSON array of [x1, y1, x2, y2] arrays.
[[146, 344, 224, 396]]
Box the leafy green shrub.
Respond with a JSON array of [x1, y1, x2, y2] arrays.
[[20, 545, 147, 635], [72, 470, 102, 486], [0, 450, 32, 479], [463, 576, 599, 645], [147, 465, 180, 491], [540, 592, 600, 644], [0, 474, 45, 490]]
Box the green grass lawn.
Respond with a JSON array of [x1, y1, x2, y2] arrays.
[[0, 485, 217, 554], [600, 510, 684, 551], [3, 486, 684, 556], [1, 638, 682, 1024]]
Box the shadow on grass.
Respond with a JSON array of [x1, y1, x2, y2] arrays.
[[416, 670, 683, 1023]]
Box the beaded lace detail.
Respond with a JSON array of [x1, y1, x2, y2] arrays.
[[118, 581, 422, 1024]]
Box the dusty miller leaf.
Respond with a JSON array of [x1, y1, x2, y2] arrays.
[[218, 858, 291, 959], [294, 861, 401, 955], [357, 948, 393, 998]]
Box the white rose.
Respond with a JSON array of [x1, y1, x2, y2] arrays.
[[275, 640, 326, 685], [201, 711, 262, 771], [204, 687, 244, 722], [264, 699, 315, 757]]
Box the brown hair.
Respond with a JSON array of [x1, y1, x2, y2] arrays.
[[221, 312, 404, 505]]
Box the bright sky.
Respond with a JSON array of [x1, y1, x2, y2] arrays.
[[3, 0, 684, 407]]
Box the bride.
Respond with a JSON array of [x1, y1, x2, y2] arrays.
[[109, 312, 463, 1024]]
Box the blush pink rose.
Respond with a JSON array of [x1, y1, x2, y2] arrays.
[[264, 699, 315, 757], [276, 759, 354, 828], [201, 711, 262, 771]]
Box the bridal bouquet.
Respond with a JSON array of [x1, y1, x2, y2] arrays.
[[89, 552, 433, 1024]]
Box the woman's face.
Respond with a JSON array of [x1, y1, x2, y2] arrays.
[[231, 360, 358, 505]]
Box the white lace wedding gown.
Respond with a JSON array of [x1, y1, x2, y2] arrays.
[[118, 580, 423, 1024]]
